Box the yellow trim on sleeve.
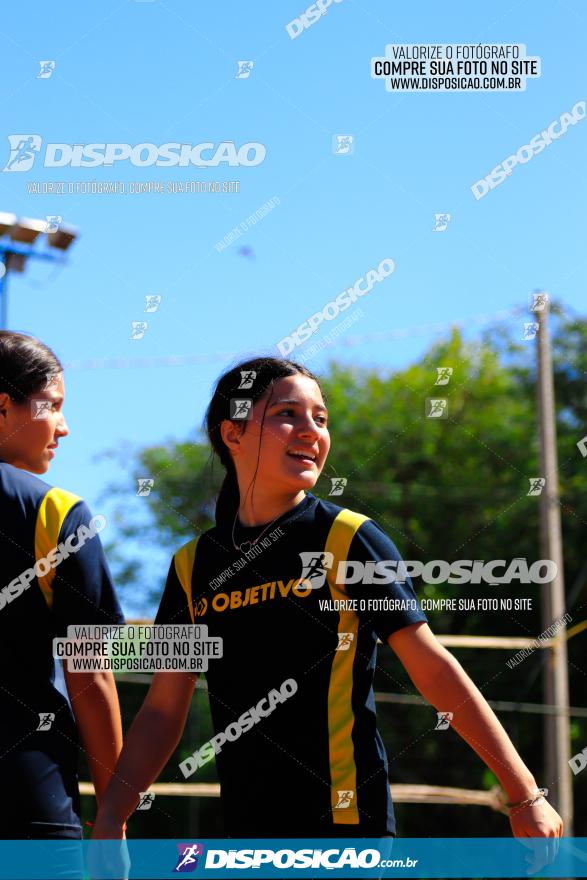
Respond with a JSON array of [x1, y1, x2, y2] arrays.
[[34, 487, 82, 609], [174, 537, 200, 624], [325, 508, 370, 825]]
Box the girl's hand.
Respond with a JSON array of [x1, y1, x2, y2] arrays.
[[509, 799, 563, 873], [88, 815, 130, 879], [91, 813, 125, 839], [509, 796, 563, 837]]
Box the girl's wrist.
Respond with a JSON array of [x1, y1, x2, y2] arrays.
[[502, 772, 538, 803]]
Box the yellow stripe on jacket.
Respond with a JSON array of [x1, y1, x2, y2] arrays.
[[325, 508, 370, 824], [34, 487, 82, 609]]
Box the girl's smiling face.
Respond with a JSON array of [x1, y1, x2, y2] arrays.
[[222, 373, 331, 497]]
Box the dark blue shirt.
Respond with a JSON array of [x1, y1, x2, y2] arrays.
[[0, 461, 124, 837], [155, 492, 427, 837]]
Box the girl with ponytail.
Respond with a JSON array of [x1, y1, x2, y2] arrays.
[[94, 355, 562, 844]]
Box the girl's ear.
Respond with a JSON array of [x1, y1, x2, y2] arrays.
[[220, 418, 245, 456], [0, 392, 10, 421]]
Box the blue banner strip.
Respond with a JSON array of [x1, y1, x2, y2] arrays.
[[0, 837, 585, 879]]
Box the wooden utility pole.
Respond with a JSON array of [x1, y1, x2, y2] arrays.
[[535, 294, 573, 833]]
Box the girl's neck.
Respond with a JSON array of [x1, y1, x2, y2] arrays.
[[237, 489, 307, 527]]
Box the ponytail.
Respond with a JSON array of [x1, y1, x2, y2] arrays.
[[215, 463, 240, 525]]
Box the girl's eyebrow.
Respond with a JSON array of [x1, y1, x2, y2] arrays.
[[271, 397, 328, 412]]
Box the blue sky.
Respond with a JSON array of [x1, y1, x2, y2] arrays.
[[1, 0, 585, 613]]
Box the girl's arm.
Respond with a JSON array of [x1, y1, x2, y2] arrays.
[[92, 670, 197, 838], [387, 622, 563, 837], [64, 668, 123, 804]]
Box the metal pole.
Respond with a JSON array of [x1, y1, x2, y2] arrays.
[[535, 295, 573, 833]]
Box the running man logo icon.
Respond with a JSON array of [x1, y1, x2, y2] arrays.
[[193, 596, 208, 618], [426, 398, 448, 419], [44, 215, 62, 233], [238, 370, 256, 389], [527, 477, 546, 496], [334, 790, 354, 809], [3, 134, 42, 172], [432, 213, 451, 232], [236, 61, 254, 79], [336, 632, 354, 651], [333, 135, 354, 155], [435, 711, 453, 731], [37, 713, 55, 731], [434, 367, 453, 386], [329, 477, 347, 496], [230, 399, 253, 419], [44, 373, 61, 390], [136, 792, 155, 811], [144, 295, 162, 313], [529, 292, 549, 312], [137, 478, 155, 497], [37, 61, 56, 79], [130, 321, 148, 340], [174, 843, 204, 873], [523, 322, 539, 340], [577, 436, 587, 459], [31, 400, 53, 420], [299, 551, 334, 589]]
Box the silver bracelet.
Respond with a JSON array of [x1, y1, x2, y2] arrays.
[[506, 787, 548, 811]]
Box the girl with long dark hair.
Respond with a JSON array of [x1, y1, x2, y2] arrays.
[[93, 356, 562, 842], [0, 331, 124, 842]]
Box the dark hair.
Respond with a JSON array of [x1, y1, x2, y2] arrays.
[[0, 331, 63, 403], [205, 356, 326, 525]]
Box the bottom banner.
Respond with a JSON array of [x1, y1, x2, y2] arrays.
[[0, 837, 585, 878]]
